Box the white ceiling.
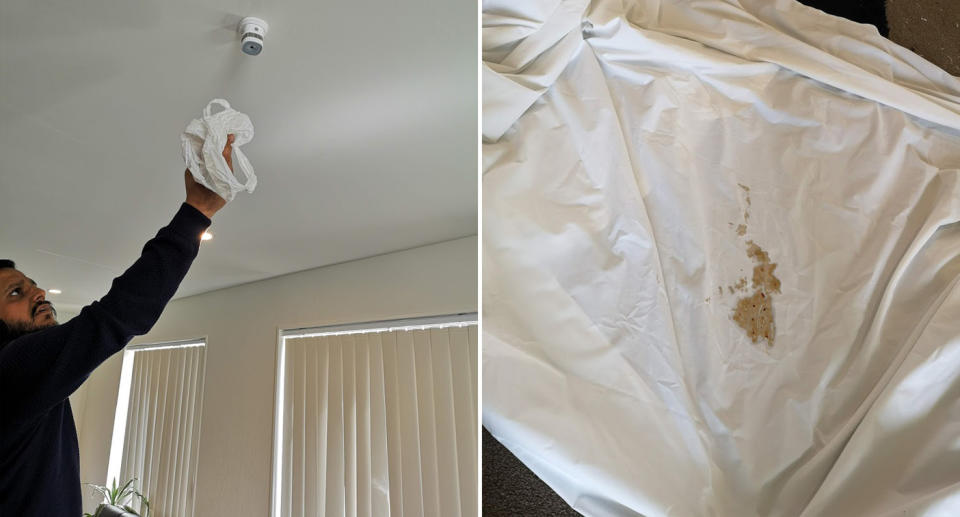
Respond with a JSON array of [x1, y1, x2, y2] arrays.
[[0, 0, 477, 311]]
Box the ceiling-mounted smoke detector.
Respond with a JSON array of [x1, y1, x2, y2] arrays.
[[238, 17, 269, 56]]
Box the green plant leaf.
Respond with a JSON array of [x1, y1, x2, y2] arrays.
[[85, 476, 150, 513], [84, 482, 112, 503], [118, 478, 137, 502], [133, 491, 152, 517]]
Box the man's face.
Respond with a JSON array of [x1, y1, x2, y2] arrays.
[[0, 268, 58, 334]]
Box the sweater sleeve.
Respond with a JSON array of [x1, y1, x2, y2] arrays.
[[0, 203, 210, 423]]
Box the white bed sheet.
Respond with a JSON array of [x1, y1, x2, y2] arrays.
[[481, 1, 960, 515]]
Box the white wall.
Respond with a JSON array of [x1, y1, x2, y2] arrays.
[[76, 236, 477, 514]]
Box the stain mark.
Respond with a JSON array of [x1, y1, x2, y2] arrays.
[[733, 277, 747, 292], [738, 183, 752, 221], [732, 290, 775, 346], [721, 276, 749, 296], [717, 183, 780, 347], [733, 239, 780, 346]]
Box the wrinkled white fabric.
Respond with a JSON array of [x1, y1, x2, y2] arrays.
[[482, 0, 960, 516], [181, 99, 256, 202]]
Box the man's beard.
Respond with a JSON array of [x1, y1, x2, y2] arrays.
[[0, 307, 59, 349]]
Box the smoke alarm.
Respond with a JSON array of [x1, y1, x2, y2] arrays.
[[238, 17, 269, 56]]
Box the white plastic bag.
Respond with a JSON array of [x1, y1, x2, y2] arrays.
[[181, 99, 256, 202]]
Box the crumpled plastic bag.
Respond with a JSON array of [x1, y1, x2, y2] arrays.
[[181, 98, 256, 202]]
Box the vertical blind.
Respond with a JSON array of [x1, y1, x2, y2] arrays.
[[279, 324, 478, 517], [119, 344, 206, 517]]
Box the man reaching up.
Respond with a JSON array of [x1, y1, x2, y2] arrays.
[[0, 135, 236, 516]]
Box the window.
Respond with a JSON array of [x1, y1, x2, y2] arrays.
[[107, 339, 207, 517], [272, 315, 478, 517]]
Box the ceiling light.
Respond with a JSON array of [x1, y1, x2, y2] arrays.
[[48, 289, 62, 294], [201, 232, 213, 241]]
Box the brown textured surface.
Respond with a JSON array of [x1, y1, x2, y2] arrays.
[[733, 290, 776, 345], [482, 429, 582, 516], [888, 0, 960, 76], [746, 241, 782, 293], [721, 186, 781, 348], [730, 235, 781, 347]]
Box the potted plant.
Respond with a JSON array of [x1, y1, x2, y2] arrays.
[[82, 477, 151, 517]]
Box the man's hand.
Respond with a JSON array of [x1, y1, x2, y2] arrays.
[[185, 134, 234, 219]]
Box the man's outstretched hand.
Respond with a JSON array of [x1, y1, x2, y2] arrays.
[[185, 134, 234, 219]]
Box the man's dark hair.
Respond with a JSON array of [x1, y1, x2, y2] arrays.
[[1, 260, 17, 346], [1, 259, 22, 347]]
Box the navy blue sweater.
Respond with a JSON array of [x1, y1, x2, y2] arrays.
[[0, 203, 210, 516]]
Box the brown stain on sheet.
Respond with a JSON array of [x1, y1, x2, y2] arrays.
[[732, 290, 774, 345], [717, 183, 781, 347], [722, 276, 748, 296], [745, 240, 781, 293], [733, 240, 780, 346], [733, 277, 747, 292], [739, 183, 751, 222]]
